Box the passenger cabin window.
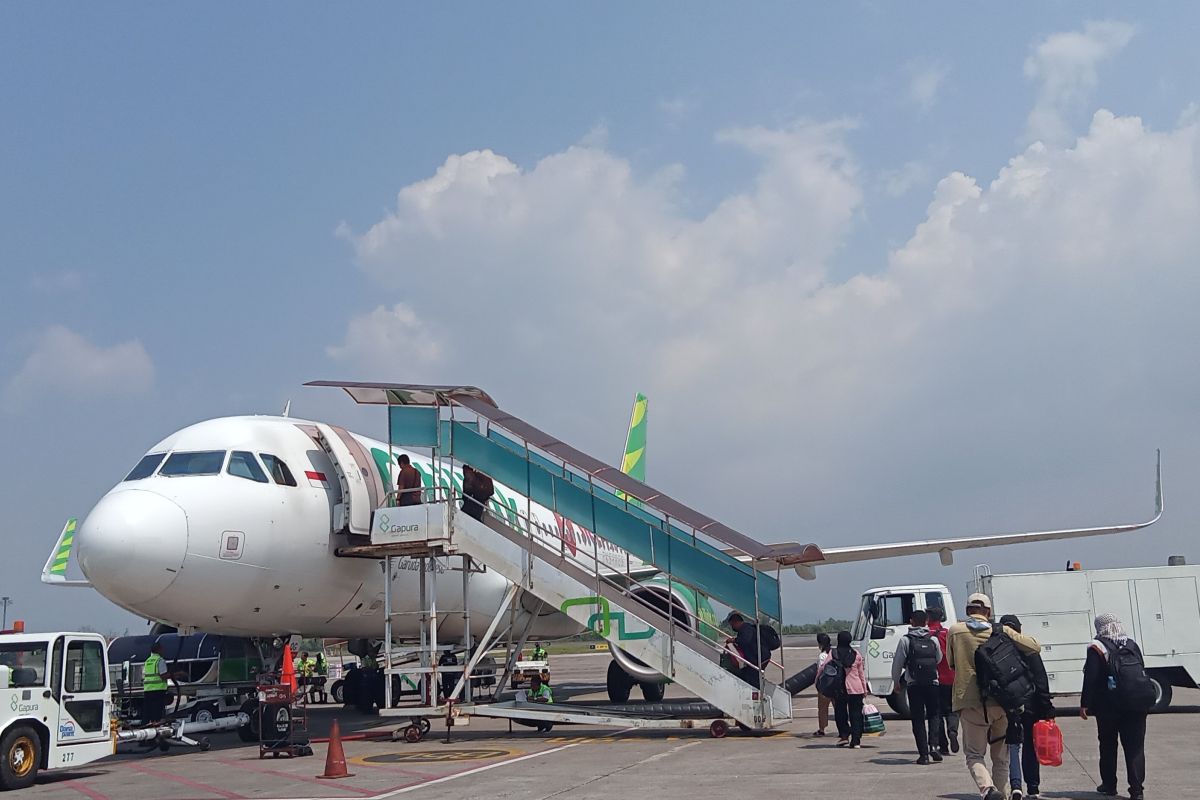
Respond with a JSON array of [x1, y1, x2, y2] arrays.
[[227, 451, 268, 483], [160, 450, 226, 477], [260, 454, 297, 487], [125, 453, 166, 481]]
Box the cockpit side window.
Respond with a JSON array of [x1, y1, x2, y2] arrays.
[[259, 454, 297, 487], [160, 451, 226, 477], [227, 451, 269, 483], [124, 453, 166, 481]]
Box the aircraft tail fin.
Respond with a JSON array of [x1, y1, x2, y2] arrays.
[[620, 392, 647, 480], [41, 518, 91, 587]]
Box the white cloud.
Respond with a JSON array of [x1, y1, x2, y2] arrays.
[[327, 303, 444, 376], [1023, 20, 1135, 144], [4, 326, 154, 409], [906, 62, 948, 112], [658, 94, 699, 126], [339, 108, 1200, 616], [879, 160, 930, 197]]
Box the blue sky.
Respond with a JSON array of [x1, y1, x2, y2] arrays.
[[3, 4, 1199, 633]]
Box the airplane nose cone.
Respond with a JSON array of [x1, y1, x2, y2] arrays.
[[78, 489, 188, 607]]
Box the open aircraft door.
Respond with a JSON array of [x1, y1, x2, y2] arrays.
[[298, 423, 386, 537]]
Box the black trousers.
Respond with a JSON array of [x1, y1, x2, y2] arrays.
[[1096, 713, 1146, 795], [1021, 712, 1041, 792], [142, 690, 167, 723], [834, 694, 864, 745], [936, 683, 960, 750], [737, 665, 761, 689], [906, 684, 940, 757]]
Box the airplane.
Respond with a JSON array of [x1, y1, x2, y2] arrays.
[[43, 386, 1162, 703]]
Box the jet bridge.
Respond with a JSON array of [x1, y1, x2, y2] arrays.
[[307, 381, 826, 733]]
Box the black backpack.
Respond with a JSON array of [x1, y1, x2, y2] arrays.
[[904, 633, 940, 686], [974, 624, 1036, 714], [816, 657, 847, 699], [759, 624, 782, 653], [1101, 639, 1156, 713]]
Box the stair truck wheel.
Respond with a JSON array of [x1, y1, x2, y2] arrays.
[[639, 681, 665, 703], [1, 725, 42, 791], [606, 660, 633, 704], [1149, 674, 1173, 713], [403, 725, 423, 744], [708, 719, 729, 739]]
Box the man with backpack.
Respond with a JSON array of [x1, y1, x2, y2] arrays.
[[947, 593, 1042, 800], [725, 612, 780, 689], [892, 609, 944, 764], [1081, 613, 1153, 800]]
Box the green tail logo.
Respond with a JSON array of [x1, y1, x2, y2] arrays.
[[49, 518, 76, 577]]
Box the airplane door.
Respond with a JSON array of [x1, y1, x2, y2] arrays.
[[57, 637, 109, 746]]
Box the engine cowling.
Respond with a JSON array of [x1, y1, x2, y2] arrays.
[[608, 577, 720, 684]]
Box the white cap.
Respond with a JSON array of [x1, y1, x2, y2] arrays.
[[966, 592, 991, 609]]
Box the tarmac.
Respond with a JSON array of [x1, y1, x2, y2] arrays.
[[24, 647, 1197, 799]]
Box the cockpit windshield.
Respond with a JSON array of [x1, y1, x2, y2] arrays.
[[124, 453, 166, 481], [159, 451, 226, 477], [227, 451, 268, 483]]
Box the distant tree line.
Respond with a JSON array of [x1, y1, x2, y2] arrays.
[[781, 618, 854, 634]]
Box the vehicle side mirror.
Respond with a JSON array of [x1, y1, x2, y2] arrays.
[[870, 624, 887, 640]]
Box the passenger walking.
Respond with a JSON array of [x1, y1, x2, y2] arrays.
[[813, 632, 833, 737], [892, 609, 943, 764], [1081, 613, 1154, 800], [928, 606, 959, 755], [832, 630, 867, 749], [725, 612, 778, 689], [947, 593, 1041, 800], [998, 614, 1055, 800], [460, 464, 494, 521], [396, 453, 423, 506]]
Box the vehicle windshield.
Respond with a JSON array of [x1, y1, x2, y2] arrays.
[[159, 450, 226, 477], [852, 595, 873, 641], [0, 641, 49, 687], [124, 453, 166, 481]]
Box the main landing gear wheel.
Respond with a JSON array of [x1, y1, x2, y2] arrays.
[[639, 681, 665, 703], [708, 720, 729, 739], [606, 660, 633, 703]]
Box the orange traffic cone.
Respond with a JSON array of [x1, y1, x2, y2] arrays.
[[280, 643, 298, 695], [317, 719, 355, 779]]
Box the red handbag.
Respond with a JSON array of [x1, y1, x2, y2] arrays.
[[1033, 719, 1063, 767]]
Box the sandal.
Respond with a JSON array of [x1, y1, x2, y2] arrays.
[[813, 730, 826, 737]]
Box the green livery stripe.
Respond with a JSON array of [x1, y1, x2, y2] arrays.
[[620, 392, 647, 481], [50, 519, 76, 576]]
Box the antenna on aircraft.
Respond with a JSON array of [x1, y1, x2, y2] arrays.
[[281, 400, 291, 418]]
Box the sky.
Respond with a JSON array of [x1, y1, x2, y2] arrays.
[[2, 4, 1199, 635]]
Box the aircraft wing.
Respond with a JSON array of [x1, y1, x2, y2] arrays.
[[41, 518, 93, 587], [760, 451, 1163, 579]]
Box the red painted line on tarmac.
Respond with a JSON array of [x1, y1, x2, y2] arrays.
[[217, 758, 376, 795], [63, 780, 110, 800], [125, 761, 246, 799]]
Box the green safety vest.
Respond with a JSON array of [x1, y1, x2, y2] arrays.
[[532, 647, 548, 661], [143, 653, 168, 691], [530, 684, 553, 703]]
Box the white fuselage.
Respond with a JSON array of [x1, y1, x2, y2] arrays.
[[75, 415, 613, 641]]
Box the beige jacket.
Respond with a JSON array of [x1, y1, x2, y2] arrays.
[[946, 614, 1041, 712]]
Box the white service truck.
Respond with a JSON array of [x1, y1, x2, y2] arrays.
[[851, 561, 1200, 717], [0, 632, 115, 790]]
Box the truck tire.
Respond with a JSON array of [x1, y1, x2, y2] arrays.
[[886, 690, 911, 719], [1, 725, 42, 791], [1149, 675, 1173, 713], [237, 699, 259, 743], [639, 681, 665, 702], [330, 679, 344, 705], [606, 660, 633, 703]]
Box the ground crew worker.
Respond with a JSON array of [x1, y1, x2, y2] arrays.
[[947, 593, 1041, 800], [297, 651, 315, 691], [526, 673, 554, 733], [142, 642, 170, 724], [396, 454, 423, 506], [531, 642, 548, 662]]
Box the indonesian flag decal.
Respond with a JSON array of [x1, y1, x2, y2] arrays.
[[305, 470, 331, 489]]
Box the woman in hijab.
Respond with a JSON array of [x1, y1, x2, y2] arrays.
[[1081, 613, 1148, 800], [832, 630, 867, 749]]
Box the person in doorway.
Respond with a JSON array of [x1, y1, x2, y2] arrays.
[[947, 593, 1041, 800], [813, 632, 833, 737], [832, 630, 867, 749], [1081, 613, 1149, 800], [396, 454, 423, 506], [892, 609, 944, 764], [142, 642, 170, 724], [999, 614, 1054, 800], [928, 606, 959, 756]]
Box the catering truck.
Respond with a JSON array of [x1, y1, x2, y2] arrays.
[[851, 560, 1200, 717], [0, 631, 115, 790]]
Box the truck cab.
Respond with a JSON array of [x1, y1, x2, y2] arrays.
[[0, 632, 114, 790], [850, 584, 956, 716]]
